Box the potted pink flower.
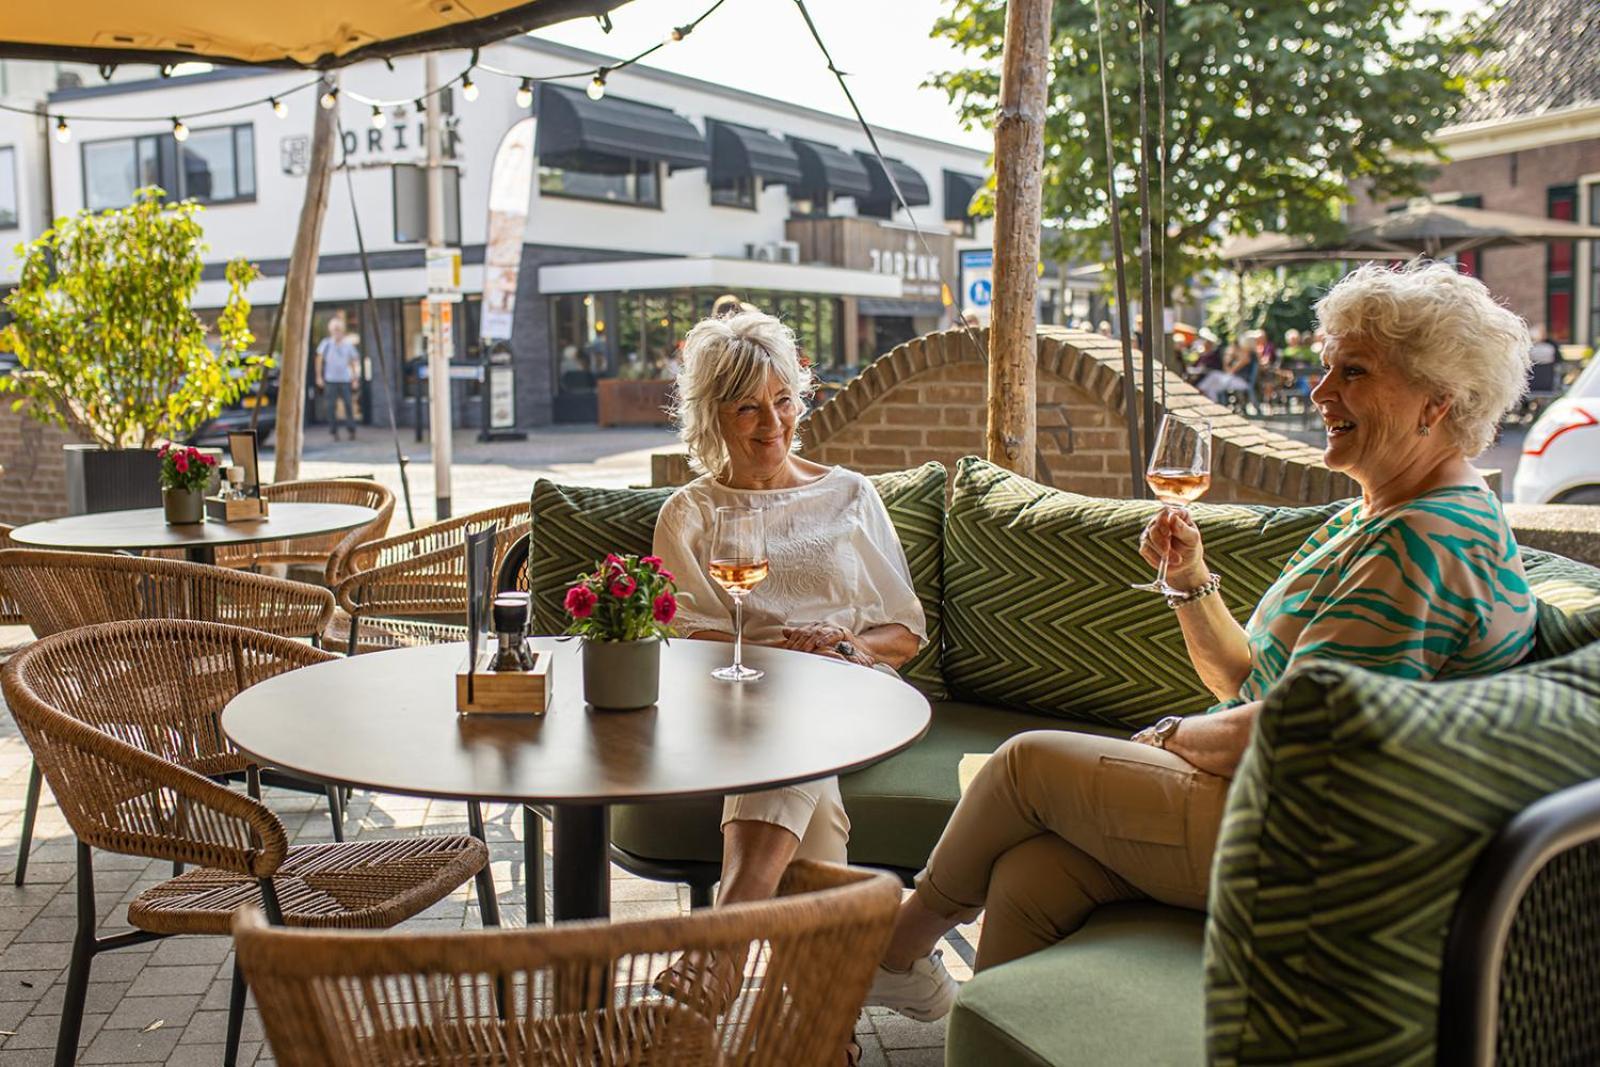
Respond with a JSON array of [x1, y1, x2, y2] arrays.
[[157, 443, 217, 525], [564, 553, 679, 709]]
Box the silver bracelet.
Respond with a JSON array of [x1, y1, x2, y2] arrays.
[[1165, 572, 1222, 610]]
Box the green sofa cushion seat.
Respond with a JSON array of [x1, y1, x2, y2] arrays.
[[1205, 639, 1600, 1066], [610, 700, 1120, 871], [527, 463, 948, 697], [946, 903, 1206, 1067], [1521, 547, 1600, 659]]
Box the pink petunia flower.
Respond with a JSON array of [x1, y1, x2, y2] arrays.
[[652, 591, 677, 624], [174, 455, 189, 474], [610, 575, 638, 599], [641, 555, 664, 570], [564, 584, 597, 619]]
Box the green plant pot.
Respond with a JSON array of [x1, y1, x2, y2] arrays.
[[162, 487, 206, 525], [581, 637, 660, 710]]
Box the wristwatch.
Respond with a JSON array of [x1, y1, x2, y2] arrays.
[[1148, 715, 1183, 749], [834, 640, 858, 659]]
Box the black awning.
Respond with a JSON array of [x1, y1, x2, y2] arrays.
[[943, 169, 984, 222], [708, 120, 803, 186], [855, 152, 932, 209], [786, 137, 874, 199], [535, 83, 709, 171]]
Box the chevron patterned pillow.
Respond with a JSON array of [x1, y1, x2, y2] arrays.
[[527, 464, 947, 696], [1205, 646, 1600, 1065], [942, 457, 1344, 730], [1521, 548, 1600, 660]]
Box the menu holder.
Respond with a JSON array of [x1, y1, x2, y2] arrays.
[[455, 649, 554, 715], [205, 496, 270, 522], [459, 525, 498, 708], [206, 429, 269, 522]]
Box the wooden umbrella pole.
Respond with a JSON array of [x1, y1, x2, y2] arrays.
[[1135, 0, 1157, 457], [986, 0, 1054, 479]]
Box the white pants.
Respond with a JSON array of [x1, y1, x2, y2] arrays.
[[722, 776, 850, 864]]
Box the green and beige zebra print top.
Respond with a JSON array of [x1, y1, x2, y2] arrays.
[[1233, 484, 1535, 705]]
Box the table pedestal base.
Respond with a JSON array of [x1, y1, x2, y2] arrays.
[[552, 803, 610, 921]]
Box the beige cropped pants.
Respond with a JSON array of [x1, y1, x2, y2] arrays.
[[722, 777, 850, 863], [914, 730, 1230, 972]]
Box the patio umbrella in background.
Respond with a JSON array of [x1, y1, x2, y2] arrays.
[[0, 0, 632, 68], [1221, 200, 1600, 268]]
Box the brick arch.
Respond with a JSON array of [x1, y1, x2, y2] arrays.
[[799, 325, 1358, 505]]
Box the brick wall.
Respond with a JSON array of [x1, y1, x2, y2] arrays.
[[0, 403, 80, 526]]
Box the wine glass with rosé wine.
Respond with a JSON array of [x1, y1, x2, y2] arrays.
[[709, 506, 768, 681], [1131, 415, 1213, 596]]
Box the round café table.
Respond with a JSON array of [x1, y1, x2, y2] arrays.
[[222, 638, 931, 922], [10, 502, 378, 565]]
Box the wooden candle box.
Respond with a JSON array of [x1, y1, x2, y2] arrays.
[[455, 649, 553, 715], [205, 496, 270, 523]]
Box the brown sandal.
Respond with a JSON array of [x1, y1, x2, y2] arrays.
[[652, 948, 747, 1018]]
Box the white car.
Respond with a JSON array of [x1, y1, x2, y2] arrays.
[[1513, 358, 1600, 505]]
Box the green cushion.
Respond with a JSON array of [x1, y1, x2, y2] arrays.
[[1522, 547, 1600, 660], [947, 904, 1206, 1067], [942, 457, 1343, 730], [610, 700, 1114, 871], [1205, 641, 1600, 1065], [527, 464, 948, 696]]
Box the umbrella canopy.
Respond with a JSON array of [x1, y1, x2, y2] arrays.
[[1222, 201, 1600, 267], [0, 0, 632, 68]]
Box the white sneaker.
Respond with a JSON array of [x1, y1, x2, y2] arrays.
[[865, 949, 959, 1022]]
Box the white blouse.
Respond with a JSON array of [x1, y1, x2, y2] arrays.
[[652, 467, 927, 648]]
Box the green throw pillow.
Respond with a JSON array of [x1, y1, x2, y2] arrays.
[[1521, 547, 1600, 660], [942, 457, 1343, 730], [1205, 644, 1600, 1065], [527, 463, 947, 697]]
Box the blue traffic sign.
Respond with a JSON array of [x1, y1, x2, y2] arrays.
[[968, 279, 993, 306]]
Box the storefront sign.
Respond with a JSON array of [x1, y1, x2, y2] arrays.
[[488, 359, 516, 429], [278, 114, 462, 176], [961, 249, 994, 325], [480, 118, 536, 343], [427, 247, 462, 295], [784, 218, 956, 303]]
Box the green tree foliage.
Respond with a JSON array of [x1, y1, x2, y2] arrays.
[[1207, 262, 1343, 343], [933, 0, 1487, 286], [1, 188, 264, 449]]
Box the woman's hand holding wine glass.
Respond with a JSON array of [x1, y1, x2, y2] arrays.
[[1132, 415, 1214, 596], [1139, 508, 1209, 591]]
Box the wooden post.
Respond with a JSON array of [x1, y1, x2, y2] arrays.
[[986, 0, 1054, 479], [273, 72, 340, 484]]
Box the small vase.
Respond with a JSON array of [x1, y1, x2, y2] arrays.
[[162, 486, 206, 525], [581, 637, 661, 710]]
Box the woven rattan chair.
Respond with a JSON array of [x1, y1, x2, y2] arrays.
[[0, 548, 345, 888], [237, 860, 899, 1067], [2, 620, 495, 1067], [214, 478, 394, 585], [0, 525, 27, 626]]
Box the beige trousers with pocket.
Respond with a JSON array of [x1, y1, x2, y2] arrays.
[[914, 730, 1230, 971]]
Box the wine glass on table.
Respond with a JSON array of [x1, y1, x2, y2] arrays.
[[709, 506, 768, 682], [1131, 415, 1213, 596]]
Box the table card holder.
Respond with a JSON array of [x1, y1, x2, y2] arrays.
[[206, 429, 269, 522], [456, 526, 551, 715]]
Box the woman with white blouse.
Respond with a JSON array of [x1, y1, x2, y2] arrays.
[[651, 309, 927, 1016]]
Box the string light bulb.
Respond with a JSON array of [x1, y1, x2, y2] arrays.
[[414, 97, 426, 113], [54, 117, 71, 143], [171, 117, 189, 142], [320, 86, 339, 110], [461, 73, 478, 102], [270, 96, 286, 118], [665, 24, 691, 44], [370, 105, 386, 129], [516, 77, 533, 109], [587, 69, 608, 101]]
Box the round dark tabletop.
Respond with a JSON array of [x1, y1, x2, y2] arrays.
[[221, 639, 932, 805], [10, 503, 378, 553]]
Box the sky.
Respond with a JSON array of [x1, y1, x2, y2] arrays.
[[532, 0, 1492, 152]]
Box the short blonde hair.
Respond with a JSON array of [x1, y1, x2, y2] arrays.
[[1314, 261, 1531, 457], [671, 310, 815, 477]]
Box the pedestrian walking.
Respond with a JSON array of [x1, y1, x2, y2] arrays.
[[316, 316, 361, 440]]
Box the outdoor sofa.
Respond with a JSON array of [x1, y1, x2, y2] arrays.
[[510, 456, 1600, 1065]]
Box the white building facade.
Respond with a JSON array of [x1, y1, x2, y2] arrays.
[[1, 39, 995, 430]]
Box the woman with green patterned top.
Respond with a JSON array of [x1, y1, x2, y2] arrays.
[[866, 261, 1538, 1021]]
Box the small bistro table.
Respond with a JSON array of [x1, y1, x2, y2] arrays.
[[221, 638, 932, 922], [9, 502, 378, 565]]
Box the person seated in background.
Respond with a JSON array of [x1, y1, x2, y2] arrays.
[[651, 309, 926, 1031], [865, 260, 1536, 1023], [1197, 340, 1253, 403], [1187, 329, 1224, 382]]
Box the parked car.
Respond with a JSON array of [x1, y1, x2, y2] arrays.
[[1513, 357, 1600, 505], [186, 364, 278, 447]]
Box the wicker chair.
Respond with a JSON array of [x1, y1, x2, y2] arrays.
[[0, 525, 27, 626], [0, 549, 341, 888], [213, 478, 394, 586], [2, 620, 495, 1067], [237, 860, 899, 1067]]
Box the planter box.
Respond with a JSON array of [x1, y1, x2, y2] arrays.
[[63, 446, 164, 515], [596, 379, 674, 428]]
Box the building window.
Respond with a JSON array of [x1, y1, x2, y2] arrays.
[[82, 124, 255, 210], [0, 146, 16, 229], [1549, 185, 1577, 343], [391, 164, 462, 244], [538, 152, 660, 207], [1590, 184, 1600, 348], [1454, 195, 1482, 277], [710, 174, 758, 210]]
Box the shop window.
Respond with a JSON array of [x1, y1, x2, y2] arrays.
[[1455, 195, 1481, 277], [0, 146, 15, 228], [392, 164, 462, 244], [82, 124, 255, 209], [710, 174, 758, 210], [1549, 186, 1577, 343], [539, 152, 660, 207]]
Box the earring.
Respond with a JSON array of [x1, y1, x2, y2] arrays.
[[1417, 423, 1430, 436]]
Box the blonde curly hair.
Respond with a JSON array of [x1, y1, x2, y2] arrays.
[[1314, 261, 1531, 457], [671, 310, 816, 478]]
